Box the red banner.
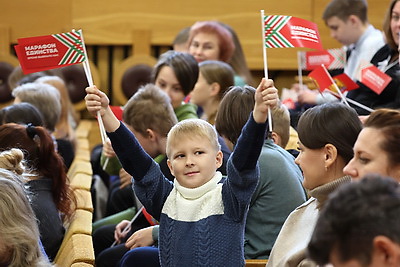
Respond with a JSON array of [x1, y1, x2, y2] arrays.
[[14, 30, 86, 74]]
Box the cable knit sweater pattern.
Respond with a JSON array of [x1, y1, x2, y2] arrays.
[[108, 114, 267, 266]]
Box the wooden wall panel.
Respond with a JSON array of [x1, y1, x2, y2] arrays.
[[0, 0, 71, 41], [0, 0, 393, 72], [71, 0, 313, 70]]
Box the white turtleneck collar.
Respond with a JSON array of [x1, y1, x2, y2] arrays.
[[162, 172, 224, 221]]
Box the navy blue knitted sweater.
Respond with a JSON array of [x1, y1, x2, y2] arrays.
[[108, 114, 267, 266]]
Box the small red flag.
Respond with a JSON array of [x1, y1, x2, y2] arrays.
[[300, 48, 346, 70], [333, 73, 359, 93], [308, 65, 335, 92], [14, 30, 86, 74], [360, 65, 392, 95], [264, 15, 323, 50]]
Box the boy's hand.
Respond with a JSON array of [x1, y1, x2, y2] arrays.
[[85, 86, 120, 132], [254, 78, 279, 123], [85, 86, 110, 117]]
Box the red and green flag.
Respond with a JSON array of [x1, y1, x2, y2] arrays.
[[264, 15, 323, 50], [14, 30, 86, 74]]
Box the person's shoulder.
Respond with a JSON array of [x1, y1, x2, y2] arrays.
[[363, 27, 384, 44], [175, 103, 198, 121], [295, 197, 315, 211]]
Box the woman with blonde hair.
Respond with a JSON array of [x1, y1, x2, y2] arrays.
[[0, 149, 52, 267]]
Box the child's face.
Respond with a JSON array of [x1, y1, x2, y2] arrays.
[[155, 66, 185, 109], [167, 135, 223, 188], [325, 16, 357, 46], [189, 32, 221, 63], [190, 72, 213, 107]]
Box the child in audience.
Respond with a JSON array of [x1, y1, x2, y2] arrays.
[[85, 78, 278, 266], [0, 149, 52, 266], [295, 0, 385, 106], [190, 60, 234, 125], [215, 86, 306, 259], [92, 84, 178, 267], [151, 50, 199, 120], [346, 0, 400, 114], [0, 123, 75, 260], [267, 103, 362, 266]]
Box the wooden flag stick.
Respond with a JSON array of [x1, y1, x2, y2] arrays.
[[297, 51, 304, 90], [78, 29, 107, 144], [260, 10, 273, 137], [319, 64, 350, 107]]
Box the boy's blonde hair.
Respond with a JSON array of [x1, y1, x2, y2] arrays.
[[123, 84, 178, 137], [166, 119, 221, 158], [271, 103, 291, 148]]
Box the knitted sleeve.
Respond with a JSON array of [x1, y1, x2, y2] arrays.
[[231, 113, 267, 172], [107, 122, 153, 180]]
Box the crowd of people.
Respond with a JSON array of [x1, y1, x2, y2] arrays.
[[1, 0, 400, 266]]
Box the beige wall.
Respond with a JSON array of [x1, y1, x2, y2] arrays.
[[0, 0, 391, 70], [0, 0, 392, 101]]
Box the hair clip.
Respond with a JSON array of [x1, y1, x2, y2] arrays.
[[26, 123, 41, 146], [26, 123, 37, 140]]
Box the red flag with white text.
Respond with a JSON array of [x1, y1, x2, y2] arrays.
[[360, 65, 392, 95], [14, 30, 86, 74], [264, 15, 323, 50]]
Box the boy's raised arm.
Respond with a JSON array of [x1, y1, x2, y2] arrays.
[[232, 79, 278, 172], [253, 78, 278, 123], [85, 85, 120, 132]]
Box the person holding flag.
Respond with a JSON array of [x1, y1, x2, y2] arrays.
[[295, 0, 385, 109], [345, 0, 400, 114]]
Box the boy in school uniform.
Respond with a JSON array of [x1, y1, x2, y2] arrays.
[[85, 78, 278, 266]]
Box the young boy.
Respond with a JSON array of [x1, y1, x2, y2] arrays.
[[85, 78, 278, 266], [297, 0, 385, 106], [92, 84, 178, 267]]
